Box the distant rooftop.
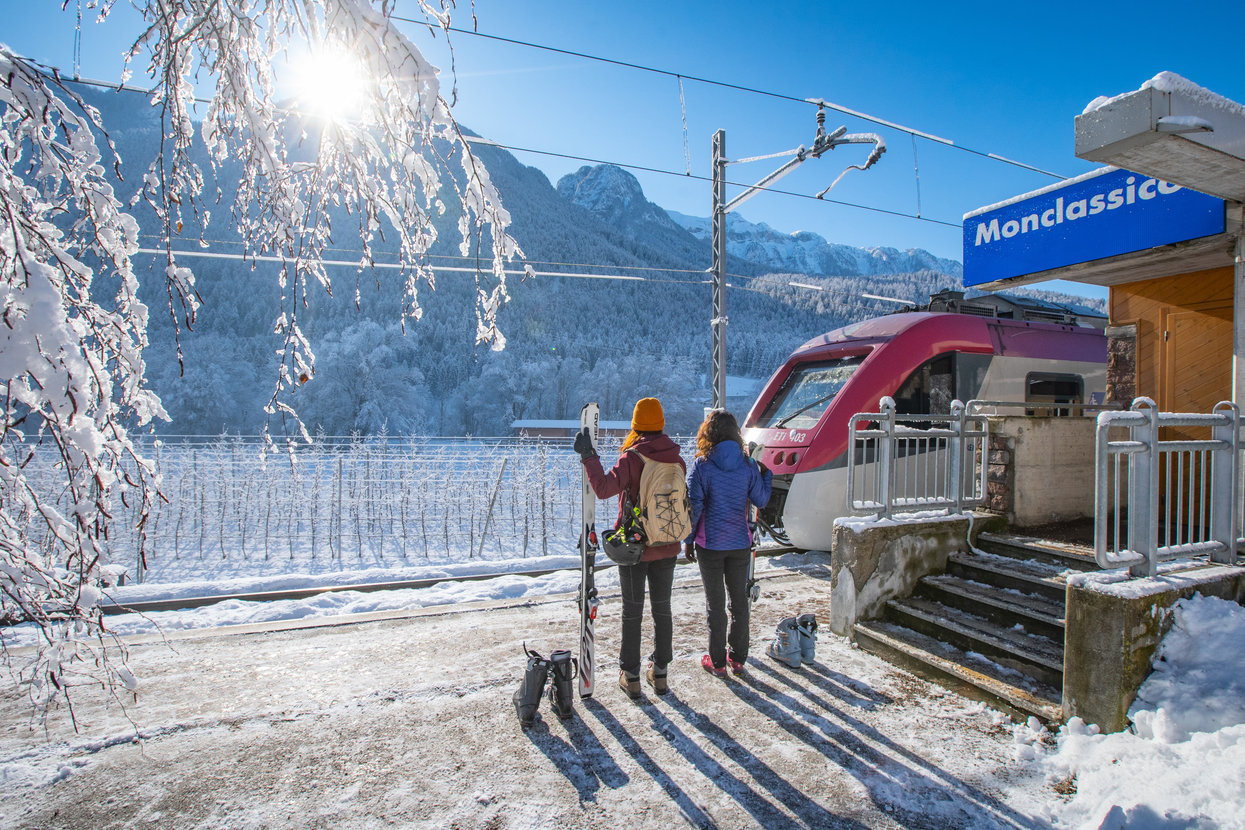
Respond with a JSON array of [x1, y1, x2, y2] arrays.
[[511, 419, 632, 430]]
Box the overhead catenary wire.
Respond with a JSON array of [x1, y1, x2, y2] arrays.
[[43, 68, 962, 231], [428, 22, 1066, 180], [134, 248, 778, 288], [462, 135, 963, 229], [34, 70, 960, 281], [135, 235, 714, 277]]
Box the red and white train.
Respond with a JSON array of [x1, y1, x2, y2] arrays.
[[741, 292, 1108, 550]]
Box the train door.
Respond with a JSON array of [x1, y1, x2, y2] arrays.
[[881, 353, 957, 505], [892, 354, 955, 418]]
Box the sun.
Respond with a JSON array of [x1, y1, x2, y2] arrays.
[[290, 46, 370, 123]]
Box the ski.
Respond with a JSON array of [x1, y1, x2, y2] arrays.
[[577, 402, 600, 698], [746, 442, 761, 605], [746, 515, 760, 605]]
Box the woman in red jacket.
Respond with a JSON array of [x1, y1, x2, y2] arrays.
[[574, 397, 685, 699]]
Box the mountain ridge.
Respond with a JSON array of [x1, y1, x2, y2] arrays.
[[555, 163, 963, 280]]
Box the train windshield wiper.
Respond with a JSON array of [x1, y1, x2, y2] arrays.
[[772, 391, 838, 429]]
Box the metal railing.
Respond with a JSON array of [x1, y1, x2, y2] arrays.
[[1094, 398, 1243, 577], [966, 400, 1121, 417], [847, 398, 989, 520]]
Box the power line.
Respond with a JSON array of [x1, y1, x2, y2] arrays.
[[136, 235, 715, 276], [132, 247, 798, 287], [463, 135, 963, 229], [424, 22, 1066, 180], [46, 63, 963, 229], [133, 248, 714, 285]]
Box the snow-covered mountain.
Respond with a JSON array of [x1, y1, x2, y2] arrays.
[[556, 163, 963, 279], [667, 210, 964, 279]]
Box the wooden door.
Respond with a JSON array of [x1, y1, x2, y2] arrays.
[[1158, 306, 1233, 544], [1161, 307, 1233, 415]]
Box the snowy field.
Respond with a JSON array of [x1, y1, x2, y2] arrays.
[[22, 436, 641, 585], [1, 551, 1242, 829]]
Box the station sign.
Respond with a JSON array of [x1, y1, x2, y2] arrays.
[[963, 167, 1225, 287]]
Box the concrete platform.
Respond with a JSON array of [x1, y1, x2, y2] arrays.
[[0, 564, 1050, 830]]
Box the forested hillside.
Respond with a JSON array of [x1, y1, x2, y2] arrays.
[[79, 84, 1098, 437]]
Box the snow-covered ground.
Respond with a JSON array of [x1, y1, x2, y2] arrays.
[[1, 551, 1242, 829]]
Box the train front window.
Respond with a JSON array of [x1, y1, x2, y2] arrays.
[[756, 356, 866, 429]]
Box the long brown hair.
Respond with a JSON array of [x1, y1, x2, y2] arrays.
[[621, 429, 660, 452], [696, 410, 743, 458]]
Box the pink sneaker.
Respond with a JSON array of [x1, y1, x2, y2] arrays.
[[727, 656, 747, 674], [701, 654, 727, 677]]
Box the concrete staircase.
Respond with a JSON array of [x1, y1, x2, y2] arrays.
[[852, 531, 1098, 722]]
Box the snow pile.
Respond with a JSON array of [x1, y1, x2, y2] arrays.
[[1019, 594, 1245, 829], [1083, 71, 1245, 118]]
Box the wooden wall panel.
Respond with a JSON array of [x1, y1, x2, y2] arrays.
[[1109, 267, 1234, 409]]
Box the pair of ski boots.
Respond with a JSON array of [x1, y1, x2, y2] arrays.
[[766, 613, 818, 668], [514, 646, 577, 728]]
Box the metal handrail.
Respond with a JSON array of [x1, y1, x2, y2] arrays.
[[966, 400, 1122, 416], [1094, 397, 1242, 577], [847, 397, 988, 520]]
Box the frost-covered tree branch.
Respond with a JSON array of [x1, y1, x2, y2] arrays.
[[0, 0, 519, 718], [0, 50, 153, 717]]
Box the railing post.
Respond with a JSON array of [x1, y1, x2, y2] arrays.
[[949, 400, 965, 514], [1211, 402, 1241, 564], [1129, 398, 1159, 577], [878, 398, 896, 520]]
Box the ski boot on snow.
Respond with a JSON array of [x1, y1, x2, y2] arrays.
[[796, 613, 818, 664], [547, 649, 577, 719], [514, 645, 550, 727], [766, 617, 803, 668]]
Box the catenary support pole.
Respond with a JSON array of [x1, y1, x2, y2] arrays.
[[706, 111, 884, 412], [712, 129, 728, 411]]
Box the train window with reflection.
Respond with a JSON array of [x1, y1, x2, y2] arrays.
[[1026, 372, 1084, 416], [754, 355, 867, 429], [893, 354, 955, 417]]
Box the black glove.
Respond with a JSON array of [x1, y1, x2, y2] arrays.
[[683, 542, 696, 563], [572, 427, 597, 461]]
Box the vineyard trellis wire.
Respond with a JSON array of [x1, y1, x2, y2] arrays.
[[19, 434, 696, 584]]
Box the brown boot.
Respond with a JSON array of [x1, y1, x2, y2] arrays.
[[645, 662, 668, 695], [618, 670, 641, 699]]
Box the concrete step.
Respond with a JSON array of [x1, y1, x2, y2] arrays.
[[883, 595, 1064, 689], [975, 531, 1098, 572], [852, 620, 1062, 723], [918, 574, 1065, 641], [946, 550, 1070, 604]]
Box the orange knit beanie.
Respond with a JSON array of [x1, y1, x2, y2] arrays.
[[631, 397, 665, 432]]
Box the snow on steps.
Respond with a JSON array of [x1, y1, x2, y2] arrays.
[[851, 620, 1063, 723], [852, 532, 1097, 724]]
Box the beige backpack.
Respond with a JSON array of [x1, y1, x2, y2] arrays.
[[632, 453, 692, 545]]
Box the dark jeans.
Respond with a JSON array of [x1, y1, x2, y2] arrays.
[[617, 556, 676, 676], [695, 547, 752, 668]]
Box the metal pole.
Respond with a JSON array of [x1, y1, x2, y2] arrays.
[[712, 129, 727, 411], [1234, 229, 1243, 407]]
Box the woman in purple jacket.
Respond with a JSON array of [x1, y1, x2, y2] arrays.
[[684, 409, 772, 676]]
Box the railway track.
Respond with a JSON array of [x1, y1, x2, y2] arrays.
[[99, 547, 812, 616]]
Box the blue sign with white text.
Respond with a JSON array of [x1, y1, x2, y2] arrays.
[[963, 168, 1225, 287]]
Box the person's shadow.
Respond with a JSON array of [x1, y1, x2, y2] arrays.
[[657, 691, 873, 829], [520, 704, 628, 803], [582, 698, 720, 828], [735, 660, 1046, 829]]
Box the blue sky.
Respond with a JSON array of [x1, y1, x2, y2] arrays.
[[6, 1, 1244, 301]]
